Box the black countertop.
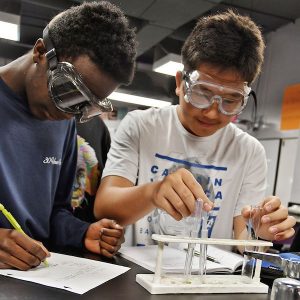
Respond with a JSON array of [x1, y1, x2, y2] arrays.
[[0, 250, 271, 300]]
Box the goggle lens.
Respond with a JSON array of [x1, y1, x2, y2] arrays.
[[189, 84, 246, 115], [50, 76, 87, 112]]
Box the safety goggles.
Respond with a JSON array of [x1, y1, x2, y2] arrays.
[[43, 26, 113, 123], [183, 70, 251, 115]]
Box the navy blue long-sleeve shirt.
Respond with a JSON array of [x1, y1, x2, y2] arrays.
[[0, 79, 90, 248]]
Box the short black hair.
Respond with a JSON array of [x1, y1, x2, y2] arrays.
[[182, 9, 265, 83], [48, 1, 137, 85]]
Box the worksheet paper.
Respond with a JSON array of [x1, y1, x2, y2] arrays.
[[0, 252, 130, 294]]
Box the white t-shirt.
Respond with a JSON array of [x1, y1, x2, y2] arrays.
[[103, 105, 267, 245]]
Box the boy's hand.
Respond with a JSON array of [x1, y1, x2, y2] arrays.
[[84, 219, 124, 258], [152, 168, 213, 220], [0, 228, 49, 270], [242, 196, 296, 241]]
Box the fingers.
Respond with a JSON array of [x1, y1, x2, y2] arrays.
[[99, 248, 115, 258], [85, 235, 122, 257], [0, 248, 33, 270], [84, 221, 125, 257], [0, 241, 41, 271], [242, 197, 281, 220], [0, 261, 11, 269], [265, 215, 296, 240], [160, 198, 182, 220], [101, 228, 124, 245], [261, 196, 281, 213], [154, 168, 213, 219], [180, 169, 213, 211], [18, 237, 49, 263], [36, 241, 51, 258], [261, 205, 288, 225], [99, 227, 125, 257], [99, 235, 123, 258], [0, 230, 48, 270], [255, 197, 296, 240], [101, 226, 124, 238], [241, 205, 252, 219], [241, 196, 297, 242], [85, 238, 101, 254], [97, 219, 124, 230], [159, 189, 188, 220], [274, 227, 295, 241], [172, 182, 196, 217]]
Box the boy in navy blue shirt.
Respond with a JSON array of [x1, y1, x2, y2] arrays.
[[0, 1, 137, 270]]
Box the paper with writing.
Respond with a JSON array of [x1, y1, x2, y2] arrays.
[[0, 252, 129, 294]]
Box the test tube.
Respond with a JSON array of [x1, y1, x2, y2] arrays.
[[249, 205, 263, 247], [199, 211, 208, 282], [183, 199, 203, 282], [242, 205, 264, 282]]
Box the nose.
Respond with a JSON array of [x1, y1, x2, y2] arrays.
[[201, 101, 220, 119]]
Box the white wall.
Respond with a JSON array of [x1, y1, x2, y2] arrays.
[[291, 132, 300, 204], [248, 18, 300, 204], [258, 139, 280, 196], [275, 138, 299, 206], [255, 18, 300, 128]]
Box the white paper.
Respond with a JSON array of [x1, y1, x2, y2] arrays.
[[0, 252, 130, 294], [119, 245, 243, 274]]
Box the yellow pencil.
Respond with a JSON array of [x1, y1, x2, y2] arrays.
[[0, 203, 48, 267]]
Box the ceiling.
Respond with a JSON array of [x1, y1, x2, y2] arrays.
[[1, 0, 300, 107]]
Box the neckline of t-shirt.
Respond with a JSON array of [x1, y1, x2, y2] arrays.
[[172, 105, 225, 142]]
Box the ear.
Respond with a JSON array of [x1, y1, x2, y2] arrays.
[[32, 38, 47, 64], [175, 71, 183, 96]]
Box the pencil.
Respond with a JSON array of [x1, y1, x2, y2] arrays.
[[0, 203, 49, 267]]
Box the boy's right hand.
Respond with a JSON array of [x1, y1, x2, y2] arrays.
[[151, 168, 213, 220], [0, 228, 50, 270]]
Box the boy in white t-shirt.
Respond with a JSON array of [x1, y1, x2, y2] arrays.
[[94, 10, 295, 247]]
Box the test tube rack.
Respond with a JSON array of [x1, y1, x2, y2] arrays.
[[136, 234, 273, 294]]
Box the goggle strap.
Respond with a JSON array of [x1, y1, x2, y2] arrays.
[[43, 25, 58, 70], [250, 90, 258, 126], [182, 71, 188, 81], [45, 49, 58, 70]]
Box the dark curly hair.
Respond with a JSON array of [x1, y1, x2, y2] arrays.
[[48, 1, 137, 85], [182, 9, 265, 83]]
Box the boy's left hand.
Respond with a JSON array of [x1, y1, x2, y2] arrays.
[[84, 219, 124, 257], [241, 196, 296, 241]]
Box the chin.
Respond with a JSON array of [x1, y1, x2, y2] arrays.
[[192, 127, 218, 137]]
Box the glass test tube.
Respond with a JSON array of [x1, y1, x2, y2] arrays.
[[242, 205, 264, 281], [199, 210, 208, 282], [183, 199, 203, 282]]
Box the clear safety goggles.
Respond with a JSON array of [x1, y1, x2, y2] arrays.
[[183, 70, 251, 116], [43, 26, 113, 123]]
